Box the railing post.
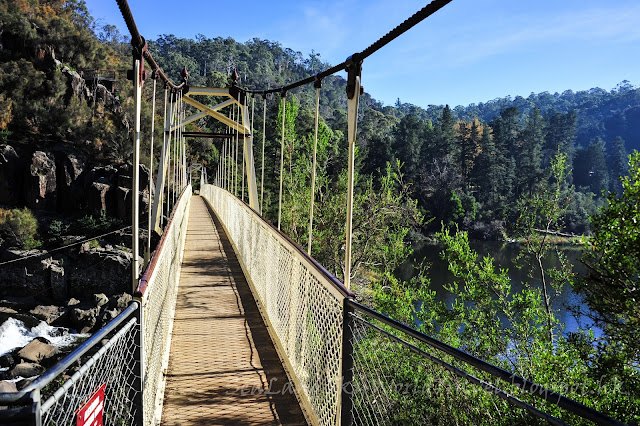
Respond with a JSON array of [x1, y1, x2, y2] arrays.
[[31, 389, 41, 426], [132, 299, 145, 426], [340, 300, 355, 425]]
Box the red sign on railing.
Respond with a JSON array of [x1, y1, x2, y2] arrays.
[[76, 383, 105, 426]]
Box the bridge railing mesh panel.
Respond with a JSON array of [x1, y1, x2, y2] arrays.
[[345, 312, 534, 425], [201, 184, 349, 426], [342, 302, 609, 426], [40, 316, 140, 425], [137, 185, 191, 424]]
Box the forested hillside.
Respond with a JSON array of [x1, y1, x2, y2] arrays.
[[2, 1, 638, 237], [144, 32, 639, 237]]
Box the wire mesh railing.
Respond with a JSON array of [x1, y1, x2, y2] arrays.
[[135, 184, 191, 425], [40, 315, 140, 425], [0, 303, 141, 426], [342, 300, 627, 426], [200, 183, 352, 426], [0, 186, 191, 426]]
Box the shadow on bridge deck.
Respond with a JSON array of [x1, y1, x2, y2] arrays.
[[161, 196, 307, 425]]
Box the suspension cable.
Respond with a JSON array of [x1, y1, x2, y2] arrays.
[[166, 89, 173, 222], [116, 0, 452, 96], [308, 83, 321, 254], [116, 0, 187, 91], [278, 95, 286, 230], [243, 0, 453, 95], [241, 100, 245, 201], [260, 96, 266, 213], [146, 74, 157, 264]]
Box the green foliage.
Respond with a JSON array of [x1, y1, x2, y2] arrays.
[[46, 219, 69, 246], [578, 151, 640, 361], [514, 152, 575, 341], [0, 207, 41, 249], [370, 226, 640, 423], [73, 211, 119, 234]]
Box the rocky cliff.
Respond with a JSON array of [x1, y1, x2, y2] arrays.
[[0, 144, 150, 221]]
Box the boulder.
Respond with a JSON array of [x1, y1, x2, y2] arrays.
[[9, 362, 44, 379], [0, 307, 17, 315], [24, 150, 57, 211], [17, 337, 58, 364], [70, 306, 99, 334], [117, 163, 149, 191], [93, 293, 109, 308], [100, 308, 119, 326], [95, 84, 120, 112], [62, 66, 89, 102], [29, 305, 66, 325], [66, 298, 81, 308], [0, 354, 16, 369], [0, 381, 17, 393], [0, 144, 25, 205], [110, 293, 132, 311], [68, 247, 138, 297], [116, 186, 149, 223]]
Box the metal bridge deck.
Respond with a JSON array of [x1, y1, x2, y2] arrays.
[[161, 196, 306, 425]]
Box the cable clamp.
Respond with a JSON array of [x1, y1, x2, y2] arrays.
[[345, 53, 362, 100], [127, 36, 147, 85]]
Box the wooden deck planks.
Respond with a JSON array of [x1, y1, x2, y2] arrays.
[[161, 196, 306, 425]]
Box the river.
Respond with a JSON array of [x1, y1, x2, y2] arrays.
[[397, 240, 600, 336]]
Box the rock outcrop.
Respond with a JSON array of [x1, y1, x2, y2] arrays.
[[1, 145, 152, 218], [61, 65, 90, 102], [24, 151, 57, 211], [0, 250, 50, 296], [54, 149, 87, 212], [67, 247, 140, 297]]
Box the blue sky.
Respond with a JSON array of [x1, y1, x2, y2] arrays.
[[85, 0, 640, 108]]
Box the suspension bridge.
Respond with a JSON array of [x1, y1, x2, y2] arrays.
[[0, 0, 629, 425]]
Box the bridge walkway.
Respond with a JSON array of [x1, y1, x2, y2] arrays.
[[161, 196, 307, 425]]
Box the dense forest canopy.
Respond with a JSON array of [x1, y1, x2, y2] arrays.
[[137, 31, 640, 238]]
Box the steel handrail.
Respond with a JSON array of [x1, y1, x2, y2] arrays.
[[347, 299, 627, 426], [136, 185, 191, 297], [0, 302, 139, 405]]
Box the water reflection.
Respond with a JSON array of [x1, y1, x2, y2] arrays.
[[398, 240, 602, 336]]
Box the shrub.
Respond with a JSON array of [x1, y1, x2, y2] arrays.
[[0, 207, 41, 249], [46, 219, 69, 246]]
